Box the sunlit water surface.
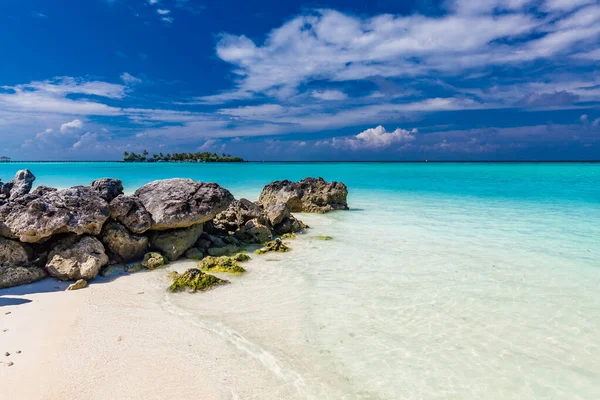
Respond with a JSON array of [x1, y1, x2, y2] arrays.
[[2, 162, 599, 399]]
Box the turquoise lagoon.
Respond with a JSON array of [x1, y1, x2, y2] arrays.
[[1, 162, 599, 399]]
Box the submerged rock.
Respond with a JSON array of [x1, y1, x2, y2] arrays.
[[197, 255, 247, 274], [90, 178, 123, 202], [141, 252, 168, 270], [255, 238, 291, 254], [101, 221, 148, 263], [168, 268, 229, 293], [0, 265, 47, 289], [46, 235, 109, 281], [148, 223, 203, 261], [66, 279, 88, 291], [134, 179, 234, 230], [0, 186, 109, 243], [109, 195, 152, 234], [258, 177, 348, 213]]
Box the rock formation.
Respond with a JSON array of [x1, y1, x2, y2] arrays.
[[258, 177, 348, 213]]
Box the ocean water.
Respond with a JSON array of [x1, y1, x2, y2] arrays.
[[2, 162, 600, 399]]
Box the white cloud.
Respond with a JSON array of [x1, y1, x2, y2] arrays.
[[120, 72, 142, 85], [161, 17, 174, 23], [311, 90, 348, 101], [350, 125, 417, 149], [60, 119, 83, 133], [580, 114, 589, 123], [148, 0, 159, 4], [157, 9, 170, 15]]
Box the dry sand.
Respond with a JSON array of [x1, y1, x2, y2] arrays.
[[0, 264, 300, 400]]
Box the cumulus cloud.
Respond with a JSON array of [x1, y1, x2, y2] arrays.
[[157, 9, 170, 15], [318, 125, 417, 150], [60, 119, 83, 133], [204, 4, 600, 103], [311, 90, 348, 101]]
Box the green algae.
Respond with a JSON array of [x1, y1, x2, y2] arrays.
[[197, 255, 247, 274], [317, 236, 333, 241], [168, 269, 229, 293], [255, 238, 291, 254], [281, 233, 296, 240], [142, 252, 168, 270]]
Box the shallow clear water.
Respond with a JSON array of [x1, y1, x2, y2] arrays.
[[2, 162, 600, 399]]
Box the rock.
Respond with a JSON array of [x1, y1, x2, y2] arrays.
[[100, 264, 127, 278], [134, 179, 234, 230], [141, 252, 168, 270], [211, 199, 267, 235], [255, 238, 291, 254], [127, 263, 144, 273], [66, 279, 88, 291], [258, 177, 348, 213], [265, 203, 290, 226], [90, 178, 124, 202], [109, 195, 152, 234], [168, 268, 229, 293], [281, 233, 296, 239], [198, 256, 246, 274], [30, 185, 57, 197], [234, 219, 273, 244], [207, 245, 240, 257], [0, 186, 109, 243], [185, 248, 204, 260], [46, 235, 109, 281], [0, 237, 31, 265], [0, 265, 46, 289], [8, 170, 36, 201], [148, 223, 203, 261], [233, 253, 251, 262], [273, 215, 307, 235], [100, 221, 148, 263]]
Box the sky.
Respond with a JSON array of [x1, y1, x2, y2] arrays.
[[0, 0, 599, 161]]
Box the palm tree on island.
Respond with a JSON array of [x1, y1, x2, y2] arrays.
[[122, 150, 244, 163]]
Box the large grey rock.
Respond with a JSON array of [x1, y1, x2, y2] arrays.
[[0, 265, 46, 289], [212, 198, 267, 235], [109, 195, 152, 234], [9, 170, 36, 201], [0, 186, 109, 243], [90, 178, 123, 202], [100, 221, 148, 263], [258, 177, 348, 213], [265, 203, 290, 226], [148, 223, 204, 261], [135, 179, 234, 230], [46, 235, 109, 281], [0, 237, 31, 265]]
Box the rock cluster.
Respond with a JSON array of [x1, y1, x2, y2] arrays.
[[0, 171, 348, 290]]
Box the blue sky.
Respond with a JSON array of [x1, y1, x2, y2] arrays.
[[0, 0, 599, 161]]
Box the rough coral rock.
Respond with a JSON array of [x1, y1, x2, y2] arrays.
[[100, 221, 148, 263], [66, 279, 88, 291], [198, 255, 247, 274], [90, 178, 123, 202], [0, 237, 32, 266], [141, 252, 168, 270], [148, 223, 204, 261], [258, 177, 348, 213], [0, 265, 47, 289], [0, 186, 109, 243], [211, 198, 267, 235], [109, 195, 152, 234], [234, 219, 273, 244], [134, 179, 234, 230], [46, 235, 109, 281], [7, 170, 36, 201], [255, 238, 291, 254]]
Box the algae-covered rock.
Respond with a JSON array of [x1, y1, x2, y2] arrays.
[[66, 279, 88, 291], [168, 268, 229, 293], [255, 238, 291, 254], [198, 256, 246, 274], [127, 263, 144, 273], [281, 233, 296, 240], [185, 247, 205, 260], [232, 253, 251, 262], [318, 235, 333, 241], [142, 252, 168, 270]]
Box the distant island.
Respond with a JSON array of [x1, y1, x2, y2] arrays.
[[122, 151, 245, 163]]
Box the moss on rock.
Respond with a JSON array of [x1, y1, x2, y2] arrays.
[[232, 253, 251, 262], [142, 252, 168, 270], [317, 235, 333, 241], [281, 233, 296, 240], [255, 238, 291, 254], [197, 255, 246, 274], [168, 268, 229, 293]]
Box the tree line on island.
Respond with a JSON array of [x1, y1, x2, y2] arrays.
[[122, 150, 245, 163]]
